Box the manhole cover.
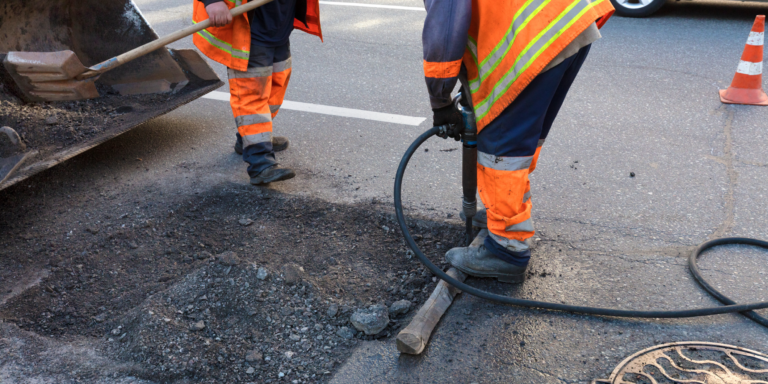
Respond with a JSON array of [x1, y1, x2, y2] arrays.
[[593, 342, 768, 384]]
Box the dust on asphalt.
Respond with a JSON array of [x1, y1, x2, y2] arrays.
[[0, 182, 465, 383]]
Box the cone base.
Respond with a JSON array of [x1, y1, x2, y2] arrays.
[[719, 87, 768, 106]]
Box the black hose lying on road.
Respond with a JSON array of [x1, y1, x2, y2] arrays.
[[394, 126, 768, 327]]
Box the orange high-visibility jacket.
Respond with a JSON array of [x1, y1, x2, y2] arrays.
[[423, 0, 614, 131], [193, 0, 323, 72]]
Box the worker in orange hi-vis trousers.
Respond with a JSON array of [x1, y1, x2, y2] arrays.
[[424, 0, 614, 283], [193, 0, 322, 184]]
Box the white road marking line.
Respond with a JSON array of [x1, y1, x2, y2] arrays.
[[202, 91, 426, 126], [319, 1, 424, 11]]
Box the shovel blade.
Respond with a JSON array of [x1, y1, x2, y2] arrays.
[[3, 50, 97, 102]]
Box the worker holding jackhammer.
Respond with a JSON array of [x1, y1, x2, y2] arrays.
[[193, 0, 322, 185], [425, 0, 614, 283]]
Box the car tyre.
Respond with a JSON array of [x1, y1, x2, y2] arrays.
[[609, 0, 666, 17]]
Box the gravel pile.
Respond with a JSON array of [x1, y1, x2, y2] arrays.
[[0, 186, 463, 383]]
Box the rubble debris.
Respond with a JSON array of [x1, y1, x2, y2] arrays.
[[189, 320, 205, 331], [256, 267, 269, 280], [282, 263, 304, 285], [336, 326, 355, 339], [0, 188, 464, 382], [350, 305, 390, 335], [327, 304, 339, 318], [390, 300, 412, 316], [217, 251, 240, 266], [0, 126, 25, 158]]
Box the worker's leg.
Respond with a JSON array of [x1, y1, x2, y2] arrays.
[[269, 41, 292, 119], [446, 46, 591, 282], [236, 41, 292, 155], [482, 46, 591, 264], [266, 41, 292, 152], [228, 45, 294, 184], [229, 45, 275, 175], [523, 45, 592, 211], [529, 45, 592, 175]]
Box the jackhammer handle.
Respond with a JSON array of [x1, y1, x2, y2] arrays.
[[79, 0, 274, 79]]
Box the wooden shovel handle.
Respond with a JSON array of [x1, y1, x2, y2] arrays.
[[79, 0, 273, 79]]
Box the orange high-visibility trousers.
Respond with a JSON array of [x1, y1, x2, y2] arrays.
[[477, 46, 591, 266], [229, 42, 292, 176]]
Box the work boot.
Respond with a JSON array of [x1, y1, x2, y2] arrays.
[[250, 165, 295, 185], [235, 136, 290, 155], [445, 245, 527, 283], [459, 209, 487, 229]]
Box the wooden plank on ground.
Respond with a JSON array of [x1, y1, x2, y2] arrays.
[[396, 229, 487, 355]]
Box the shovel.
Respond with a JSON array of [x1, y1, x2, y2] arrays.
[[2, 0, 272, 102]]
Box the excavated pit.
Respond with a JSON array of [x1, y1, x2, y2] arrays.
[[0, 184, 465, 383]]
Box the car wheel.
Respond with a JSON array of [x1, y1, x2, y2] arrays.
[[609, 0, 666, 17]]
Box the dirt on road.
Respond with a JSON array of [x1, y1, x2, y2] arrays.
[[0, 91, 198, 158], [0, 182, 464, 383]]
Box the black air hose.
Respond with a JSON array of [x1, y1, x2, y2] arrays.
[[394, 127, 768, 326]]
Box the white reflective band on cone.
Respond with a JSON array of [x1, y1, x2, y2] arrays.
[[737, 61, 763, 76], [747, 31, 765, 46]]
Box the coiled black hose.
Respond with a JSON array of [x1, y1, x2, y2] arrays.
[[394, 127, 768, 326]]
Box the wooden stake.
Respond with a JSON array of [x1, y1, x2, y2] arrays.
[[396, 230, 487, 355]]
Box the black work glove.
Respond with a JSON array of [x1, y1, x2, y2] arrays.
[[432, 104, 462, 141], [432, 104, 462, 127]]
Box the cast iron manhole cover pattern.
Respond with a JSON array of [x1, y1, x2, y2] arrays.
[[592, 342, 768, 384]]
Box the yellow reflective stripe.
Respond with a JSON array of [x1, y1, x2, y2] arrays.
[[474, 0, 604, 120], [193, 21, 250, 60], [468, 0, 553, 92]]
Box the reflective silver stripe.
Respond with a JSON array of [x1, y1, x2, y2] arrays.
[[537, 139, 545, 148], [478, 151, 532, 171], [505, 218, 534, 233], [475, 0, 593, 119], [489, 232, 530, 252], [269, 105, 281, 113], [273, 57, 293, 73], [522, 191, 531, 203], [467, 39, 478, 63], [242, 132, 272, 148], [235, 113, 272, 127], [228, 66, 273, 79]]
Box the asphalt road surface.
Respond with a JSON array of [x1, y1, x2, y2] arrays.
[[4, 0, 768, 382]]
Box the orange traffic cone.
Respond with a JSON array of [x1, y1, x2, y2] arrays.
[[720, 15, 768, 106]]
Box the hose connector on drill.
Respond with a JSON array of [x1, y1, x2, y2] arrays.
[[456, 94, 478, 245], [432, 94, 478, 245]]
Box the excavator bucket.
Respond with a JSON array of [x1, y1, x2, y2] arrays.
[[0, 0, 224, 190]]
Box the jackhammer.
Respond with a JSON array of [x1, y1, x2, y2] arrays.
[[394, 95, 768, 328], [434, 95, 478, 246]]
